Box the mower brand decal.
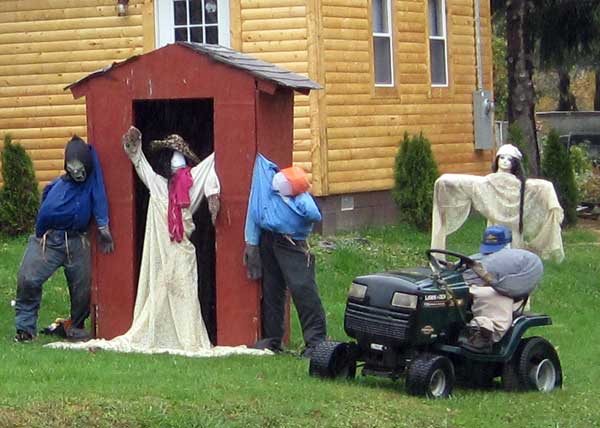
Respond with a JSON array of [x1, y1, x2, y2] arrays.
[[424, 301, 446, 307], [424, 293, 447, 301], [424, 297, 464, 308], [421, 325, 434, 335]]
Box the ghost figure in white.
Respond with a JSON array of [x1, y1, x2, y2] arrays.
[[430, 142, 565, 262]]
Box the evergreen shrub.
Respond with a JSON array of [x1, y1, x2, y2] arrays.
[[0, 135, 40, 235], [570, 143, 600, 204], [392, 132, 439, 230], [541, 128, 578, 225]]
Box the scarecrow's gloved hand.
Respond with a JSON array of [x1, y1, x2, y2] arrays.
[[469, 260, 495, 284], [122, 126, 142, 156], [98, 225, 115, 254], [207, 194, 220, 226], [243, 244, 262, 280]]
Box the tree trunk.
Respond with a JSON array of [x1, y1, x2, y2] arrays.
[[506, 0, 540, 176], [595, 69, 600, 111], [557, 67, 578, 111]]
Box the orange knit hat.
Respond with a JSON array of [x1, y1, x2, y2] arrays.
[[280, 166, 310, 196]]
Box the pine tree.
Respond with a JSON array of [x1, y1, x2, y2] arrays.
[[392, 132, 439, 230], [541, 129, 578, 225], [0, 135, 40, 235]]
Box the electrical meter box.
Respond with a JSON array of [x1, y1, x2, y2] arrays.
[[473, 90, 494, 150]]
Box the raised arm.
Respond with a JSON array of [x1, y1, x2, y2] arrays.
[[122, 126, 166, 196]]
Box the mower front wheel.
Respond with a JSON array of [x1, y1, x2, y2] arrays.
[[406, 354, 455, 398], [309, 341, 357, 380]]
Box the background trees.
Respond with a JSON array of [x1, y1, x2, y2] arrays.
[[491, 0, 600, 175]]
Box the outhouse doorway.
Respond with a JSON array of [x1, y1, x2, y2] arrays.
[[133, 98, 217, 343]]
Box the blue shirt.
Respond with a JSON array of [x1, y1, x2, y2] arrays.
[[35, 145, 109, 237], [244, 154, 321, 245]]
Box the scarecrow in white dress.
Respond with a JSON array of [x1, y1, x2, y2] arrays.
[[431, 144, 565, 262]]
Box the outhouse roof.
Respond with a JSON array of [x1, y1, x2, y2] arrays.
[[66, 42, 321, 93]]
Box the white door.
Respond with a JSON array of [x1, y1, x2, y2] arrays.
[[155, 0, 231, 47]]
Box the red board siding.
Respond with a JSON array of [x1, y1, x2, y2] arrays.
[[74, 44, 294, 345]]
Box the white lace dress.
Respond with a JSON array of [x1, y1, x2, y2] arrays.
[[431, 172, 565, 262], [47, 147, 270, 358]]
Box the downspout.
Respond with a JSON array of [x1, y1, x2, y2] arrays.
[[474, 0, 483, 92]]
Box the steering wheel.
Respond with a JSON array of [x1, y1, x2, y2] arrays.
[[426, 249, 476, 273]]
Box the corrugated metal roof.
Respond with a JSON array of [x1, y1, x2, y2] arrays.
[[66, 43, 321, 93]]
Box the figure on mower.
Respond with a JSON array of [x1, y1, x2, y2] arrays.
[[309, 226, 562, 398]]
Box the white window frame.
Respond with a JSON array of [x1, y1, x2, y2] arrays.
[[428, 0, 449, 87], [155, 0, 231, 48], [372, 0, 394, 87]]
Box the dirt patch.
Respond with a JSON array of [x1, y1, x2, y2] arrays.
[[577, 218, 600, 238]]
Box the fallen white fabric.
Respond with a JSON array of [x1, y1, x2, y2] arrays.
[[47, 147, 270, 358], [431, 172, 564, 262]]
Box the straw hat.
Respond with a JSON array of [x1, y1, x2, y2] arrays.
[[150, 134, 200, 166]]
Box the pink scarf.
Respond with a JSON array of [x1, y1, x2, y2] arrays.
[[168, 167, 193, 242]]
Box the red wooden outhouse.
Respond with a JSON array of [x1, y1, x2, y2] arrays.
[[67, 43, 320, 346]]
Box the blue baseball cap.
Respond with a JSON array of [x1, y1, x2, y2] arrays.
[[480, 225, 512, 254]]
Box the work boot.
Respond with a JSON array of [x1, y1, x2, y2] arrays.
[[66, 328, 92, 342], [251, 338, 283, 354], [461, 326, 493, 353], [14, 330, 35, 343]]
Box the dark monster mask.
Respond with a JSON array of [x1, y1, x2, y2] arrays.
[[64, 136, 93, 183]]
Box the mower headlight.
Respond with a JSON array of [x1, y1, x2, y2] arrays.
[[348, 283, 367, 300], [391, 292, 418, 309]]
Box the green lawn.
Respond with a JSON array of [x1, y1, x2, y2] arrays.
[[1, 217, 599, 428]]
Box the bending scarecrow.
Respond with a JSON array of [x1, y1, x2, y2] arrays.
[[15, 136, 113, 342], [244, 154, 327, 358]]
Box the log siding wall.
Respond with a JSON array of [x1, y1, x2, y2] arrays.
[[1, 0, 493, 196], [322, 0, 493, 195], [0, 0, 150, 186]]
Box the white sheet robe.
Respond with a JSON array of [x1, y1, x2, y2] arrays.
[[47, 148, 270, 358], [431, 172, 565, 262]]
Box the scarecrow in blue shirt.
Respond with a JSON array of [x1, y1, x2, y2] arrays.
[[244, 154, 326, 358], [14, 136, 113, 342]]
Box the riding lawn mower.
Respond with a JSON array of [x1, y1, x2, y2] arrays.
[[308, 249, 562, 398]]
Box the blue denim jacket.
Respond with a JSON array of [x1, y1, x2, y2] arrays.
[[35, 145, 109, 237], [244, 154, 321, 245]]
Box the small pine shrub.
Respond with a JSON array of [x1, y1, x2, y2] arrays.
[[541, 128, 578, 226], [0, 135, 40, 235], [392, 132, 439, 230], [569, 143, 593, 177]]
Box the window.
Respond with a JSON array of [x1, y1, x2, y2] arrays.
[[156, 0, 230, 47], [428, 0, 448, 86], [372, 0, 394, 86]]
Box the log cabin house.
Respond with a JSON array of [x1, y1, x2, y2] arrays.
[[0, 0, 494, 233]]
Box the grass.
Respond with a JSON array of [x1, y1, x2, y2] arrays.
[[1, 217, 599, 427]]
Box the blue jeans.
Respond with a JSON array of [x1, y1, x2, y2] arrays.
[[15, 231, 91, 335]]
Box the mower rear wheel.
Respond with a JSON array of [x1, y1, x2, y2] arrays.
[[517, 337, 562, 392], [309, 341, 357, 380], [406, 354, 455, 398]]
